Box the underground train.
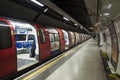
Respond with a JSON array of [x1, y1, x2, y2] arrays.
[[0, 17, 90, 78]]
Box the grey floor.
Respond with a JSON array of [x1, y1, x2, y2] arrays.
[[45, 39, 106, 80], [17, 53, 37, 69]]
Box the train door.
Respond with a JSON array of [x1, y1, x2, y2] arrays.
[[83, 34, 86, 41], [81, 34, 84, 42], [79, 33, 81, 43], [10, 21, 39, 70], [34, 25, 50, 61], [79, 34, 81, 43], [70, 31, 75, 47], [62, 30, 69, 50], [68, 31, 72, 48], [74, 32, 76, 45], [75, 32, 79, 45], [56, 28, 65, 52], [0, 18, 17, 78], [75, 32, 78, 44], [77, 33, 80, 44]]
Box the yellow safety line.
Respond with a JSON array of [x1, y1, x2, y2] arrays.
[[22, 55, 64, 80], [22, 47, 77, 80], [21, 41, 87, 80]]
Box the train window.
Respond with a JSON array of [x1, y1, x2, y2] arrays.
[[49, 34, 55, 42], [54, 34, 59, 41], [39, 28, 45, 43], [14, 34, 26, 41], [64, 33, 68, 40], [28, 35, 34, 40], [0, 21, 12, 49]]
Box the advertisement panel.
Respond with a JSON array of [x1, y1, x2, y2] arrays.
[[109, 21, 119, 70], [114, 17, 120, 72]]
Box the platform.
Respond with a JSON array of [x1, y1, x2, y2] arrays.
[[45, 39, 106, 80], [15, 39, 106, 80]]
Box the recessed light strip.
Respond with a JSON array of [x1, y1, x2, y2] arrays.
[[107, 4, 112, 9], [30, 0, 44, 7], [74, 23, 78, 26], [103, 13, 110, 16], [63, 17, 69, 21]]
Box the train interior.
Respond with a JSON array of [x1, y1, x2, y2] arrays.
[[10, 20, 39, 70]]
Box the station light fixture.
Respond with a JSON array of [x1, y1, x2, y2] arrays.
[[74, 23, 78, 26], [80, 26, 83, 29], [95, 22, 100, 27], [104, 4, 112, 9], [63, 17, 69, 21], [107, 4, 112, 9], [44, 8, 48, 13], [88, 27, 94, 30], [30, 0, 44, 7], [100, 14, 102, 17], [103, 13, 110, 16]]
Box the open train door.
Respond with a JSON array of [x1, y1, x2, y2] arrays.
[[0, 18, 17, 78], [33, 25, 50, 61]]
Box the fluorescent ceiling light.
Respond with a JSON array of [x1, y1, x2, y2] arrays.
[[74, 23, 78, 26], [30, 0, 44, 7], [103, 13, 110, 16], [63, 17, 69, 21], [88, 27, 94, 29], [44, 8, 48, 13], [107, 4, 112, 9], [104, 4, 112, 9], [80, 26, 83, 29], [100, 14, 102, 17]]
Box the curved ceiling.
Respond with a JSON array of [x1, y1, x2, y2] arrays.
[[51, 0, 93, 31], [1, 0, 108, 34]]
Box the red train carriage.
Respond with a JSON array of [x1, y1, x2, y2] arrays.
[[0, 18, 17, 78], [32, 24, 51, 61], [0, 17, 87, 78]]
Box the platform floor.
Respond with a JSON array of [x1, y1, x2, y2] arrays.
[[17, 53, 37, 70], [45, 39, 106, 80]]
